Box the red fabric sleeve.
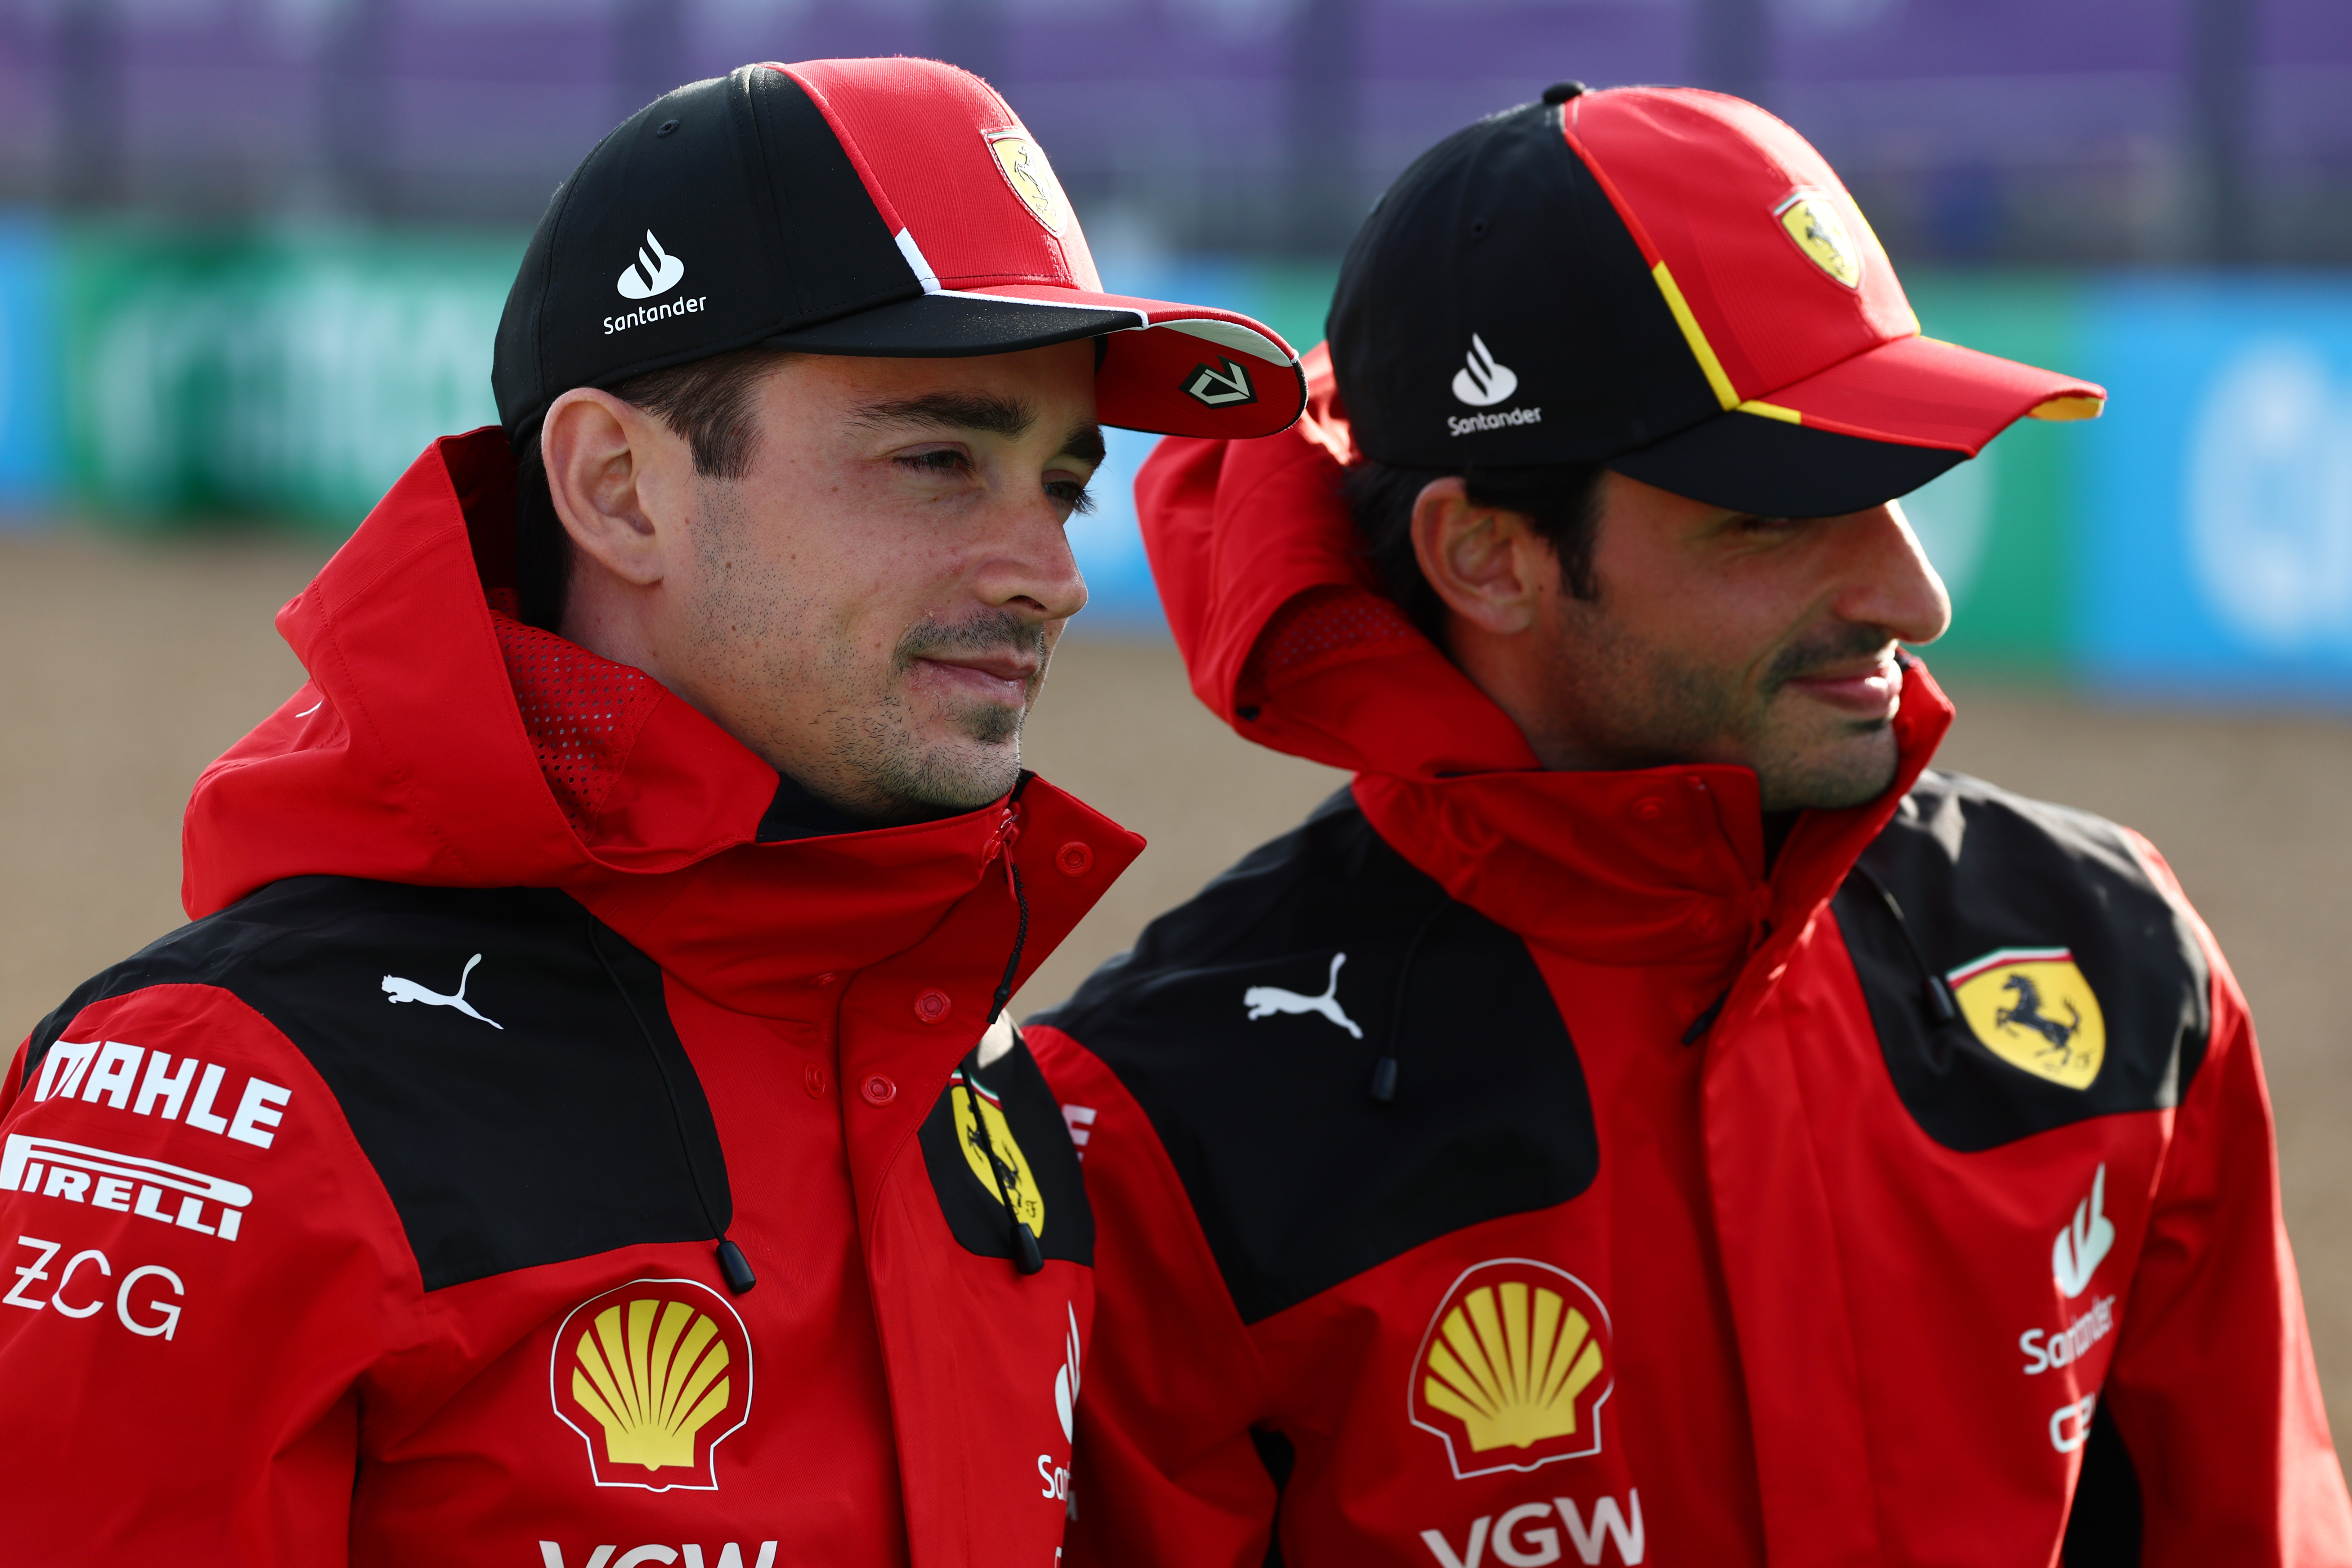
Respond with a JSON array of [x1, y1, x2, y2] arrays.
[[2105, 833, 2352, 1563], [0, 983, 413, 1564], [1024, 1023, 1284, 1568]]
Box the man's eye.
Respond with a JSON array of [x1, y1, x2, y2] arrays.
[[1046, 479, 1096, 516], [897, 449, 971, 476]]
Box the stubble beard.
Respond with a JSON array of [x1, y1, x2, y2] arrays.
[[1550, 606, 1902, 812]]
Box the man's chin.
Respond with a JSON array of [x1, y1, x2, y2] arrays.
[[1756, 728, 1902, 813]]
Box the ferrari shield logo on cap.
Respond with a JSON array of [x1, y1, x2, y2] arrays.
[[1947, 947, 2107, 1090], [1774, 188, 1862, 288], [985, 130, 1067, 235]]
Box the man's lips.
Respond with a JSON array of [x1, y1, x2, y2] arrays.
[[1783, 655, 1904, 717], [914, 654, 1036, 704]]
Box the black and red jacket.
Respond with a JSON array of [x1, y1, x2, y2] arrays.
[[0, 429, 1138, 1566], [1026, 352, 2352, 1568]]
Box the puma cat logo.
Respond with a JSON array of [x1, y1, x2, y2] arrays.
[[381, 953, 504, 1030], [1243, 953, 1364, 1039]]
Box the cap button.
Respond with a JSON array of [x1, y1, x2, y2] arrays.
[[1542, 81, 1587, 105]]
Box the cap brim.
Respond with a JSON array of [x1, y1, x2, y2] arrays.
[[764, 283, 1306, 440], [1610, 333, 2105, 517]]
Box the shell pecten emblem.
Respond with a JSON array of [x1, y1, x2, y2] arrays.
[[1409, 1259, 1614, 1478], [1948, 947, 2107, 1090], [952, 1071, 1045, 1237], [551, 1278, 753, 1491]]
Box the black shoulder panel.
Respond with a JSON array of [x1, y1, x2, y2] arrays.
[[1835, 771, 2211, 1153], [916, 1033, 1093, 1268], [1034, 791, 1597, 1325], [23, 878, 730, 1291]]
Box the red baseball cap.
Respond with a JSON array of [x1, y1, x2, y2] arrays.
[[1328, 83, 2103, 518], [496, 59, 1305, 447]]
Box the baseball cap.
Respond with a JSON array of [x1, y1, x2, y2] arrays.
[[1327, 84, 2104, 519], [494, 59, 1305, 448]]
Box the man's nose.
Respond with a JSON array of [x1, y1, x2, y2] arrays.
[[1840, 499, 1953, 646], [977, 499, 1089, 624]]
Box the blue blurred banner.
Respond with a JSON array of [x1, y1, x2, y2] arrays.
[[11, 205, 2352, 702], [0, 215, 60, 516], [2078, 279, 2352, 701]]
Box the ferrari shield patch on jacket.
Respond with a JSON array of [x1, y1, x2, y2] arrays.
[[1947, 948, 2107, 1089], [918, 1038, 1093, 1267]]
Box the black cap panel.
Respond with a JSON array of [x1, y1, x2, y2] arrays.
[[494, 67, 919, 445], [765, 294, 1139, 357], [1609, 412, 1966, 519], [1327, 103, 1720, 469]]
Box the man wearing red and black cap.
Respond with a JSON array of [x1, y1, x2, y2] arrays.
[[1029, 84, 2352, 1566], [0, 59, 1300, 1564]]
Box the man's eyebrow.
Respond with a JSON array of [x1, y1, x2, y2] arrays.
[[849, 391, 1036, 439], [1060, 422, 1107, 468]]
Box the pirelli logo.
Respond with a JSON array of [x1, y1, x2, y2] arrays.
[[0, 1134, 251, 1241]]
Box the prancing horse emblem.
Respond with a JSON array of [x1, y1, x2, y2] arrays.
[[382, 953, 503, 1030], [1243, 953, 1363, 1039], [1995, 972, 2082, 1064]]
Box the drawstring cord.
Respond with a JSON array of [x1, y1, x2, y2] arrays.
[[589, 921, 757, 1295], [962, 1049, 1045, 1275], [1370, 899, 1451, 1103], [1849, 863, 1961, 1027]]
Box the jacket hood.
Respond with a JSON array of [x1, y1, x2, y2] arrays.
[[186, 428, 1140, 1016], [1136, 346, 1953, 972]]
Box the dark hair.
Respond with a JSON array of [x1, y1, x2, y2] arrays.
[[515, 346, 799, 632], [1342, 458, 1608, 646]]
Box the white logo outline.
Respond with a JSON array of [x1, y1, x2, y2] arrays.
[[1451, 334, 1519, 407], [382, 953, 503, 1030], [2051, 1163, 2115, 1299], [1054, 1300, 1082, 1443], [616, 230, 686, 301], [1243, 953, 1364, 1039]]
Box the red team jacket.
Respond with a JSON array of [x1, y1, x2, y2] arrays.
[[1027, 354, 2352, 1568], [0, 429, 1136, 1566]]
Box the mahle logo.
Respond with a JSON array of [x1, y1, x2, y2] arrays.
[[552, 1279, 752, 1491], [1948, 947, 2107, 1090], [1410, 1259, 1613, 1479]]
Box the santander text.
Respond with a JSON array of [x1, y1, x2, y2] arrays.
[[1422, 1491, 1644, 1568], [2021, 1295, 2116, 1375]]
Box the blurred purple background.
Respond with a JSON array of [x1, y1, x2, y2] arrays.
[[2, 0, 2346, 265]]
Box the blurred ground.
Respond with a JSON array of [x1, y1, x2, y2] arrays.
[[3, 527, 2347, 1457]]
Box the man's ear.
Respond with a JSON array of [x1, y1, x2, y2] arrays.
[[541, 388, 690, 588], [1409, 476, 1551, 636]]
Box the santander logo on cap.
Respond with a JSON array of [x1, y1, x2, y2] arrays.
[[617, 231, 686, 300], [1451, 334, 1519, 407]]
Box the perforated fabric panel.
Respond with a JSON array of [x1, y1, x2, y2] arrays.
[[1246, 584, 1424, 692], [488, 602, 666, 839]]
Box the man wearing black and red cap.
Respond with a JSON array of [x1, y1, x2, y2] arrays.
[[0, 59, 1301, 1564], [1029, 84, 2352, 1566]]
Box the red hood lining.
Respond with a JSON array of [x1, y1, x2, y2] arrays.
[[1246, 584, 1426, 699], [485, 592, 669, 843]]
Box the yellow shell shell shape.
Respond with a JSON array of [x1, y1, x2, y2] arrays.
[[1421, 1281, 1605, 1452], [570, 1298, 733, 1470]]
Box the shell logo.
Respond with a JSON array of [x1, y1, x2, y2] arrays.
[[551, 1278, 753, 1491], [1409, 1259, 1614, 1479]]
